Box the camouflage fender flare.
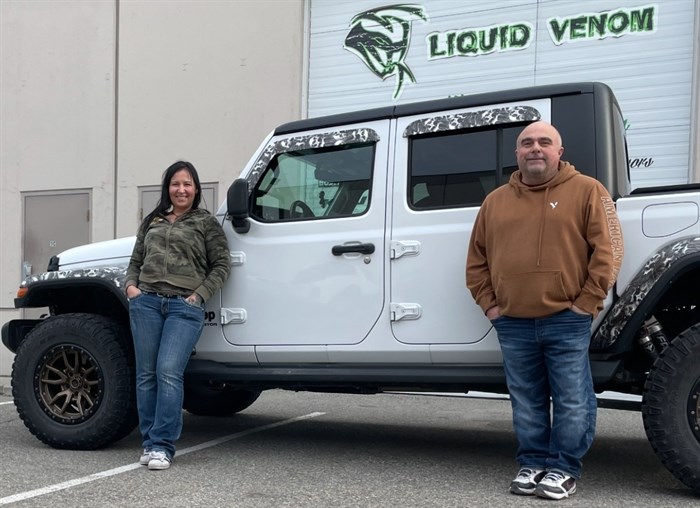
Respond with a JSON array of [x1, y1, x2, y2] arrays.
[[17, 266, 129, 312], [592, 236, 700, 350]]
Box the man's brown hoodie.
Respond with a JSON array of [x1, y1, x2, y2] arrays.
[[466, 161, 623, 318]]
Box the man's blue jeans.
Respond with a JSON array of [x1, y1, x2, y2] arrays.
[[492, 309, 596, 478], [129, 292, 204, 459]]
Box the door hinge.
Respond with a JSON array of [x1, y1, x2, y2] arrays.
[[221, 308, 247, 325], [390, 240, 421, 259], [390, 303, 422, 321]]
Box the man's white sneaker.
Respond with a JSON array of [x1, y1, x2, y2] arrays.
[[510, 467, 546, 495], [147, 450, 172, 470], [535, 471, 577, 499]]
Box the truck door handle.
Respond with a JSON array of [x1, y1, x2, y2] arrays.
[[332, 243, 375, 256]]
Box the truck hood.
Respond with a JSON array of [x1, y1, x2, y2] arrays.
[[57, 236, 136, 270]]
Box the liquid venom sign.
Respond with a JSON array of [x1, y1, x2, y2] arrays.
[[344, 3, 657, 99]]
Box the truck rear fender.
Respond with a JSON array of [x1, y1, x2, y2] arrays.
[[592, 236, 700, 353]]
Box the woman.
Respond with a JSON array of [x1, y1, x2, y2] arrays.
[[124, 161, 231, 470]]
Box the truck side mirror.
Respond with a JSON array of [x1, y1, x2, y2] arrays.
[[226, 178, 251, 234]]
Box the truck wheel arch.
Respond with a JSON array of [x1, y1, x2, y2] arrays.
[[19, 276, 128, 311], [183, 381, 261, 417], [6, 277, 130, 352], [592, 237, 700, 353]]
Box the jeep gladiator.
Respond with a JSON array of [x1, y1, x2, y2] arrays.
[[3, 82, 700, 492]]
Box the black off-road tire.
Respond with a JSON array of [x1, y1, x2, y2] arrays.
[[642, 323, 700, 492], [12, 313, 138, 449], [183, 381, 261, 417]]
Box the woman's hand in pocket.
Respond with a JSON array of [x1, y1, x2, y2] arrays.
[[126, 285, 141, 300], [185, 293, 202, 306]]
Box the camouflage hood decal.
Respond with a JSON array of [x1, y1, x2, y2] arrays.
[[21, 266, 127, 289]]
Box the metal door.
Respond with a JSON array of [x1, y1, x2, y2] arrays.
[[22, 192, 91, 317], [390, 99, 551, 344], [220, 120, 390, 346]]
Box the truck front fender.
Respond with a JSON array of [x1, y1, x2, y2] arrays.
[[592, 236, 700, 352], [17, 266, 128, 309], [7, 267, 130, 351]]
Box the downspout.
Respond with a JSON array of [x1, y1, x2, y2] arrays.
[[113, 0, 120, 236], [690, 3, 700, 183], [301, 0, 310, 120]]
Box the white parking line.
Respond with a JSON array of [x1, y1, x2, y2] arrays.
[[0, 401, 14, 406], [0, 411, 325, 505]]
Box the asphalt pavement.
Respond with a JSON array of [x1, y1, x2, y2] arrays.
[[0, 389, 697, 507]]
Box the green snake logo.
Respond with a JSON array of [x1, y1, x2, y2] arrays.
[[344, 4, 428, 99]]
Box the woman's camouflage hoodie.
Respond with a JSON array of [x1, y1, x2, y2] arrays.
[[125, 208, 230, 302]]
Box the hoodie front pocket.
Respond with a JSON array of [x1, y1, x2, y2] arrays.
[[496, 271, 568, 317]]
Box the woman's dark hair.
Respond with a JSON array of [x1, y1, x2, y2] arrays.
[[140, 160, 203, 234]]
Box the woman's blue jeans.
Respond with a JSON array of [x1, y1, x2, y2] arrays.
[[492, 309, 596, 478], [129, 292, 204, 459]]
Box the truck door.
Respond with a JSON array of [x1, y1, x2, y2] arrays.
[[221, 120, 389, 346], [390, 100, 551, 344]]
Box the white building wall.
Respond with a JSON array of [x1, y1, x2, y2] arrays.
[[307, 0, 698, 189], [1, 1, 117, 376], [693, 2, 700, 183], [0, 0, 304, 377], [115, 0, 304, 237]]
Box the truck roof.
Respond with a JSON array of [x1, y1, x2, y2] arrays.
[[275, 82, 614, 135]]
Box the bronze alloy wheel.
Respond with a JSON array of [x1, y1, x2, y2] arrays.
[[13, 313, 137, 449], [34, 344, 103, 424]]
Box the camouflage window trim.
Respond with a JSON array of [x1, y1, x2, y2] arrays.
[[246, 129, 380, 192], [21, 266, 127, 289], [403, 106, 541, 137], [591, 236, 700, 350]]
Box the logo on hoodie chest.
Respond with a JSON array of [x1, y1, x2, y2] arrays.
[[549, 201, 559, 209]]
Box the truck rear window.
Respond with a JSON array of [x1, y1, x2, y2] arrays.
[[409, 124, 527, 209]]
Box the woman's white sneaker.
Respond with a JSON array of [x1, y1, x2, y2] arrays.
[[139, 449, 152, 466], [147, 450, 172, 470]]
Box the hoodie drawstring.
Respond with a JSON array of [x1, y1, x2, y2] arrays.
[[536, 187, 549, 267]]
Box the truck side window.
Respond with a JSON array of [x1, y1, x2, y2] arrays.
[[409, 124, 526, 209], [251, 142, 375, 222]]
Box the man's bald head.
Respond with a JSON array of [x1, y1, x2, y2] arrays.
[[515, 121, 564, 185]]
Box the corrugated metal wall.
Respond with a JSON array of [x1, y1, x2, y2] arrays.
[[307, 0, 697, 189]]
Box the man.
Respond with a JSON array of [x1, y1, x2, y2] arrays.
[[466, 121, 623, 500]]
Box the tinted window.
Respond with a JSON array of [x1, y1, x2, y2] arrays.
[[410, 123, 528, 209], [251, 143, 374, 222]]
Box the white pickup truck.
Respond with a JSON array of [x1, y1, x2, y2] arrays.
[[3, 82, 700, 493]]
